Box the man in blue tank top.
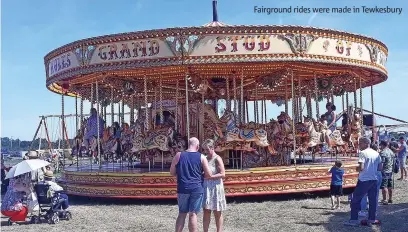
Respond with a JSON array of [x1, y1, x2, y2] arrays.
[[170, 137, 212, 232]]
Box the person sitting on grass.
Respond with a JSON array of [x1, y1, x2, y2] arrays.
[[328, 160, 344, 209]]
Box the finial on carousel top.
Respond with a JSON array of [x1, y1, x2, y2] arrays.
[[203, 0, 229, 27], [212, 0, 218, 22]]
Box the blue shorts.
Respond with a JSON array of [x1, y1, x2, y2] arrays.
[[177, 193, 203, 213], [399, 156, 407, 168]]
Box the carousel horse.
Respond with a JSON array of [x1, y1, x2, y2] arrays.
[[131, 123, 175, 152], [349, 110, 362, 150], [221, 110, 269, 147], [121, 123, 135, 160], [302, 116, 347, 154], [270, 112, 295, 149], [71, 130, 87, 157], [200, 104, 226, 140], [102, 125, 124, 162]]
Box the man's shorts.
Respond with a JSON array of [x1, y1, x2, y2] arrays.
[[399, 156, 407, 168], [380, 173, 393, 189], [177, 193, 203, 213]]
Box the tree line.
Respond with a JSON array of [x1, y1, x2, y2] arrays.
[[1, 137, 74, 152]]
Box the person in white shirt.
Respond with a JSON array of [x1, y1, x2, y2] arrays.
[[345, 137, 382, 226], [43, 171, 69, 209]]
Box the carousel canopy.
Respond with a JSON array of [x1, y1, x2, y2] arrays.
[[44, 1, 388, 106]]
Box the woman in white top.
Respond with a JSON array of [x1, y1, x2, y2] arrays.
[[202, 139, 226, 232]]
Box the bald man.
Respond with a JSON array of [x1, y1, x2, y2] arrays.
[[170, 137, 212, 232]]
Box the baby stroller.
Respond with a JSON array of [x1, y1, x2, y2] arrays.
[[32, 183, 72, 224]]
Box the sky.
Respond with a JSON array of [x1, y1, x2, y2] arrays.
[[1, 0, 408, 141]]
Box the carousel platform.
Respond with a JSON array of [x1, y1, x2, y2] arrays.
[[58, 156, 359, 199]]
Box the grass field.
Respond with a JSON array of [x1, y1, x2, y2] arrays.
[[1, 177, 407, 232]]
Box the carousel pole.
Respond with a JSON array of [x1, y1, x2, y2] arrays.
[[159, 75, 164, 170], [90, 83, 94, 107], [264, 98, 267, 126], [306, 91, 312, 118], [121, 100, 125, 125], [260, 95, 264, 125], [233, 74, 237, 117], [246, 100, 249, 123], [226, 76, 231, 111], [154, 83, 158, 129], [103, 105, 107, 128], [96, 81, 101, 168], [185, 72, 190, 140], [175, 80, 179, 131], [61, 91, 65, 172], [291, 69, 296, 166], [240, 68, 244, 169], [255, 84, 259, 124], [240, 68, 244, 124], [75, 96, 78, 133], [346, 92, 350, 112], [314, 73, 320, 118], [201, 93, 205, 141], [298, 77, 302, 122], [371, 85, 375, 141], [130, 96, 135, 124], [285, 73, 289, 114], [144, 74, 149, 131], [90, 84, 94, 169], [80, 98, 84, 128], [342, 93, 345, 111], [330, 88, 334, 103], [354, 78, 358, 111], [359, 76, 363, 134], [117, 100, 121, 125]]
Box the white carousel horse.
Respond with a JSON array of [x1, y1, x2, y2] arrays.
[[302, 116, 346, 151], [349, 110, 362, 150]]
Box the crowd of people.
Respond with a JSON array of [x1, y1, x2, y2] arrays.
[[325, 135, 407, 227], [0, 151, 70, 224], [2, 122, 407, 229]]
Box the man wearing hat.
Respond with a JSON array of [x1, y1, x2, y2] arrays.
[[43, 171, 69, 210]]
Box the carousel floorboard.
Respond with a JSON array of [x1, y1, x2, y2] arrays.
[[59, 156, 359, 199]]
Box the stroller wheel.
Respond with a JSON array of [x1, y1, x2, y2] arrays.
[[7, 218, 13, 226], [64, 211, 72, 220], [49, 212, 60, 224], [30, 216, 40, 224]]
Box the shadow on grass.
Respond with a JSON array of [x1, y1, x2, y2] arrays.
[[320, 203, 408, 232]]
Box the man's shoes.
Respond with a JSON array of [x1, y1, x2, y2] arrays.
[[344, 220, 360, 227], [367, 220, 381, 226], [388, 199, 393, 204], [358, 211, 368, 218]]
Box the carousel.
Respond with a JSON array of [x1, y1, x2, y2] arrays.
[[42, 1, 388, 199]]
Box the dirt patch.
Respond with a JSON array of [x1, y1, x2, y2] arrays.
[[2, 180, 407, 232]]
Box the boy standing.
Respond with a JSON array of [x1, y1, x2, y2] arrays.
[[329, 160, 344, 209]]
